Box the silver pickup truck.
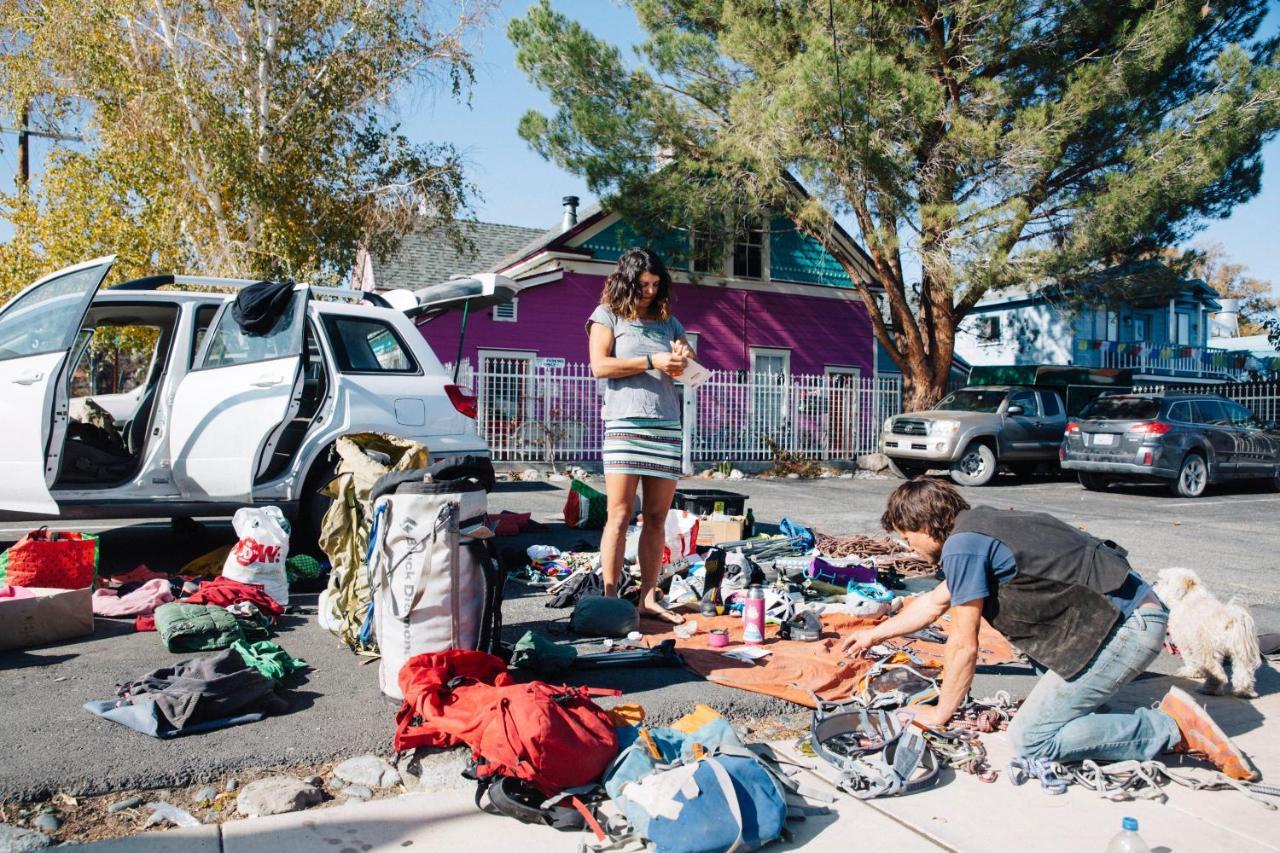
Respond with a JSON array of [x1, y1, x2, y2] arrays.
[[880, 385, 1068, 486]]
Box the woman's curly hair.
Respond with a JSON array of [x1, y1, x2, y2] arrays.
[[600, 247, 672, 320]]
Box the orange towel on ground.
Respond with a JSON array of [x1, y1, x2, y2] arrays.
[[639, 611, 1016, 708]]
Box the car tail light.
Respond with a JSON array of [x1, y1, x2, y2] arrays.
[[1128, 421, 1172, 436], [1065, 422, 1080, 434], [1140, 449, 1153, 465], [1058, 446, 1065, 461], [444, 384, 477, 419]]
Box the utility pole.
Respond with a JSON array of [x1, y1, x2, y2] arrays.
[[2, 105, 85, 192], [17, 103, 29, 191]]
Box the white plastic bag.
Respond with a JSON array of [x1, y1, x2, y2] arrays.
[[221, 506, 290, 606], [663, 510, 700, 564]]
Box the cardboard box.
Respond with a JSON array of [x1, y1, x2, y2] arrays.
[[0, 586, 94, 652], [696, 516, 746, 547]]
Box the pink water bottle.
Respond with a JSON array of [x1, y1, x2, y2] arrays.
[[743, 585, 766, 644]]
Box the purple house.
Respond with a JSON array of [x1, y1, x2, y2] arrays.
[[361, 198, 887, 463], [366, 198, 881, 380]]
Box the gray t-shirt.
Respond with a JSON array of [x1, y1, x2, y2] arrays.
[[586, 304, 686, 421]]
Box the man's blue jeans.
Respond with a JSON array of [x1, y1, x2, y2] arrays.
[[1008, 607, 1181, 763]]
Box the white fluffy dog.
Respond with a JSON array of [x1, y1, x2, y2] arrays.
[[1154, 568, 1261, 698]]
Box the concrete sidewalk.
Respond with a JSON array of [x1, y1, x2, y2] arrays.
[[68, 664, 1278, 853]]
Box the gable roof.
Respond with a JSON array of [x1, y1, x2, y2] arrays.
[[369, 220, 546, 291]]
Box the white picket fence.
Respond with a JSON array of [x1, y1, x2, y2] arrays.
[[1135, 380, 1280, 424], [448, 359, 902, 467]]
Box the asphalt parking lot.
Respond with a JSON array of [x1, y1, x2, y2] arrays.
[[2, 471, 1277, 802]]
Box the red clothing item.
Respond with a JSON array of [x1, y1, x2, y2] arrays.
[[182, 577, 284, 623], [135, 576, 283, 632]]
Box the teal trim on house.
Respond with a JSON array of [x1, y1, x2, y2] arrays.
[[577, 218, 686, 263], [768, 215, 851, 287], [578, 212, 856, 288]]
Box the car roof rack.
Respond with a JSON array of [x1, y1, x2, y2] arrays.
[[112, 275, 391, 308]]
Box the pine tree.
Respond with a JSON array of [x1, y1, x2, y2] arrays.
[[510, 0, 1280, 409]]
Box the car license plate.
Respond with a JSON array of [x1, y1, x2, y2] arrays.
[[1092, 433, 1115, 446]]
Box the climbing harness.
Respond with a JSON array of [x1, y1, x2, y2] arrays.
[[808, 695, 941, 799]]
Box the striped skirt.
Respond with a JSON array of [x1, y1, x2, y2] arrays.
[[602, 418, 683, 480]]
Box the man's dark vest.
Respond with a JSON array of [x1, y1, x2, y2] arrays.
[[951, 507, 1133, 679]]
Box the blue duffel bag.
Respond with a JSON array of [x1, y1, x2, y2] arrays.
[[604, 716, 787, 853]]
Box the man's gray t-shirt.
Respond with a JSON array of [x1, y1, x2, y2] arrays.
[[586, 305, 686, 421]]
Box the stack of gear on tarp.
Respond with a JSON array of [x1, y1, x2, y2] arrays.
[[317, 433, 430, 654], [84, 641, 306, 738], [363, 455, 506, 700]]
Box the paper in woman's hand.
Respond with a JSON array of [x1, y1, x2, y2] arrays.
[[674, 358, 710, 388]]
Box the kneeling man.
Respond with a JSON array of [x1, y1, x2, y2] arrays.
[[841, 478, 1257, 781]]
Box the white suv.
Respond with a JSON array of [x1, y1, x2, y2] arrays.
[[0, 256, 491, 531]]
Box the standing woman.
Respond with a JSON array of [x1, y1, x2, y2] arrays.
[[587, 247, 695, 624]]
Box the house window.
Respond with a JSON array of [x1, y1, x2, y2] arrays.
[[493, 299, 517, 323], [977, 316, 1001, 342], [690, 228, 723, 275], [749, 347, 789, 429], [733, 220, 765, 279], [1094, 309, 1118, 341], [1134, 317, 1148, 341], [1176, 314, 1190, 346]]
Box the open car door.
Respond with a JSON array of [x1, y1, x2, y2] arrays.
[[169, 286, 307, 501], [0, 256, 116, 514]]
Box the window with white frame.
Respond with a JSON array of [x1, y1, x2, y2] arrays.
[[733, 219, 766, 279], [492, 298, 518, 322], [749, 347, 789, 428], [1176, 313, 1190, 346], [1093, 308, 1118, 341], [977, 316, 1001, 342], [690, 228, 723, 275]]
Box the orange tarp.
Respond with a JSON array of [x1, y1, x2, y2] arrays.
[[638, 611, 1016, 708]]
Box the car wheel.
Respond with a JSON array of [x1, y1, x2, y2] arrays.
[[1078, 472, 1109, 492], [887, 458, 928, 479], [1171, 453, 1208, 498], [950, 442, 997, 487]]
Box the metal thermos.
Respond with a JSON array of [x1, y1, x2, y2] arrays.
[[743, 584, 765, 644]]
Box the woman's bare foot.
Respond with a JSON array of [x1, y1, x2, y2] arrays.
[[639, 596, 685, 625]]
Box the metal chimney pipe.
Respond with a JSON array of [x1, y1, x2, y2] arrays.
[[561, 195, 579, 232]]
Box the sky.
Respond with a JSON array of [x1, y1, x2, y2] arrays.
[[2, 0, 1278, 297]]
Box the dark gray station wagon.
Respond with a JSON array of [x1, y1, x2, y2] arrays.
[[1060, 393, 1280, 498]]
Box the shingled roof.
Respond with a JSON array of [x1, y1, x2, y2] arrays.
[[370, 220, 548, 291]]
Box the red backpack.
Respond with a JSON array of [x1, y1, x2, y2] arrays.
[[395, 650, 620, 795]]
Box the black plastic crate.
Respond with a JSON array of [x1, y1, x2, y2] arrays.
[[671, 488, 747, 516]]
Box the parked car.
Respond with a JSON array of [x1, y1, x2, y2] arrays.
[[1060, 393, 1280, 498], [880, 385, 1068, 486], [0, 256, 493, 534]]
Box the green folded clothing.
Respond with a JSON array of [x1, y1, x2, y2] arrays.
[[232, 639, 307, 684], [153, 602, 268, 652]]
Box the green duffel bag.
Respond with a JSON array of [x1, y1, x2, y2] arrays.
[[570, 595, 640, 638]]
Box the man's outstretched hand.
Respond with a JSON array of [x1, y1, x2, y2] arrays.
[[840, 628, 879, 657]]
